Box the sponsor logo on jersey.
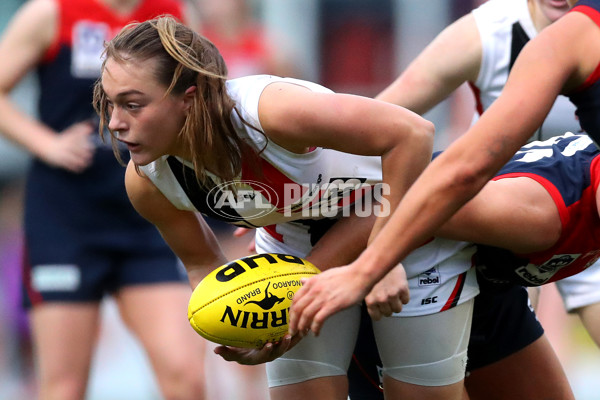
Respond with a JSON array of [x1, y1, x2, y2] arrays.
[[421, 296, 438, 305], [418, 267, 441, 286], [515, 254, 579, 285]]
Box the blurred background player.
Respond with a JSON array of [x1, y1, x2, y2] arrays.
[[348, 0, 600, 398], [190, 0, 297, 79], [377, 0, 600, 353], [288, 0, 600, 397], [0, 0, 208, 399]]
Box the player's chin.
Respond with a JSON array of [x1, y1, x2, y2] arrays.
[[129, 150, 157, 167]]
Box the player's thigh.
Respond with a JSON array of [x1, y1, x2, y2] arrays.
[[30, 302, 101, 380], [465, 334, 574, 400], [574, 301, 600, 347], [373, 299, 473, 399], [267, 305, 360, 400], [116, 283, 204, 366]]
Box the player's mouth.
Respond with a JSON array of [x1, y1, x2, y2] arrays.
[[119, 139, 140, 152], [549, 0, 569, 8]]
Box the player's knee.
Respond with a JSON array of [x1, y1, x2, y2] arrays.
[[39, 376, 87, 400], [156, 357, 205, 400]]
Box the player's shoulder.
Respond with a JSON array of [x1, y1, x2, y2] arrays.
[[14, 0, 58, 25]]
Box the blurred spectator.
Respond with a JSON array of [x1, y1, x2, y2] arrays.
[[192, 0, 296, 78], [0, 0, 208, 399]]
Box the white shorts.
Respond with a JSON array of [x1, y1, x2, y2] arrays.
[[266, 300, 474, 388], [264, 238, 479, 388], [373, 299, 473, 386], [555, 261, 600, 312]]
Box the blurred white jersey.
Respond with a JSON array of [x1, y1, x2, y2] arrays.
[[472, 0, 600, 309], [471, 0, 581, 140]]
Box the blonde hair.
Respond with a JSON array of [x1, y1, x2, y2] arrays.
[[93, 15, 255, 183]]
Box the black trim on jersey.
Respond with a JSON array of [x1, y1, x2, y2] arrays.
[[446, 271, 467, 310], [166, 156, 258, 227], [509, 22, 530, 71], [291, 218, 338, 246]]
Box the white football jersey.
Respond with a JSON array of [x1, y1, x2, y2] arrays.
[[141, 74, 478, 316], [471, 0, 581, 140]]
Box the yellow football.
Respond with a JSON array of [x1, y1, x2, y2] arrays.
[[188, 253, 320, 348]]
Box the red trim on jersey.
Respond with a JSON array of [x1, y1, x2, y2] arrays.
[[468, 82, 484, 116], [440, 272, 466, 312], [592, 156, 600, 192], [571, 5, 600, 91], [263, 224, 284, 242], [21, 242, 43, 306], [241, 157, 302, 209], [492, 172, 570, 229], [43, 0, 182, 63], [571, 5, 600, 27]]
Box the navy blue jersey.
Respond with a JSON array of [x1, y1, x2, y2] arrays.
[[476, 134, 600, 286], [567, 0, 600, 141], [23, 0, 185, 306]]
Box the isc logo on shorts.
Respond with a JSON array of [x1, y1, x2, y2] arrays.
[[418, 267, 441, 286]]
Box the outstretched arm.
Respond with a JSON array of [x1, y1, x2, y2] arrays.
[[376, 12, 481, 113], [289, 10, 594, 335]]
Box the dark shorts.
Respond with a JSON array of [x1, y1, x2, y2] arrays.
[[22, 155, 187, 308], [347, 304, 384, 400], [466, 279, 544, 371], [346, 277, 544, 397], [22, 239, 185, 308]]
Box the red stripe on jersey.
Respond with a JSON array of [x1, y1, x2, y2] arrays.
[[263, 224, 284, 242], [468, 82, 484, 116], [571, 5, 600, 91], [440, 271, 466, 312], [241, 156, 306, 210]]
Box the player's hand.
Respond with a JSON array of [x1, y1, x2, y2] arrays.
[[213, 333, 304, 365], [39, 121, 95, 173], [289, 263, 370, 337], [365, 263, 409, 320], [233, 227, 256, 252]]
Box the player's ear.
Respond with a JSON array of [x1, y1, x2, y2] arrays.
[[183, 86, 197, 112]]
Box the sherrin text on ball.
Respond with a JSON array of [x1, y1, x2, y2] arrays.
[[188, 253, 320, 348]]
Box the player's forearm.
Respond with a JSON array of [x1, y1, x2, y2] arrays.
[[0, 95, 56, 157]]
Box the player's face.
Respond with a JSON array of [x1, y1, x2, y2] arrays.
[[101, 57, 189, 166], [566, 0, 578, 7], [535, 0, 571, 22]]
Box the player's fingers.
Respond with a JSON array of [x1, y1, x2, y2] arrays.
[[366, 303, 383, 321], [377, 302, 393, 318], [233, 227, 251, 237], [310, 304, 337, 336], [389, 298, 404, 314], [292, 296, 322, 335], [288, 281, 312, 334], [400, 288, 410, 304]]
